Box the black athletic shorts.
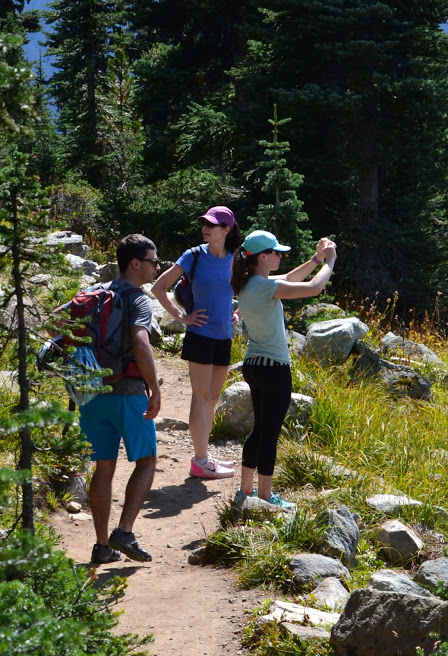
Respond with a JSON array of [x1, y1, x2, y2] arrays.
[[181, 330, 232, 366]]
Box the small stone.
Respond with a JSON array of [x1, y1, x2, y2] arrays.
[[66, 501, 82, 513]]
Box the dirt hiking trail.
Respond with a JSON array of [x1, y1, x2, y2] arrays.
[[51, 354, 268, 656]]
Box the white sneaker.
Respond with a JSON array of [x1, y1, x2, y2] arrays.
[[190, 457, 235, 479], [210, 455, 235, 468]]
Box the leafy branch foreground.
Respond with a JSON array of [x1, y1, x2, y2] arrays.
[[0, 471, 152, 656]]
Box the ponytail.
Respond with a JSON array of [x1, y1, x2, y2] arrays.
[[225, 221, 242, 254], [231, 247, 259, 296]]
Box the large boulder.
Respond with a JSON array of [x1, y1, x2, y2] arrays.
[[330, 588, 448, 656], [297, 303, 346, 332], [381, 332, 448, 371], [354, 341, 432, 400], [216, 382, 254, 436], [304, 317, 368, 365], [216, 382, 314, 437]]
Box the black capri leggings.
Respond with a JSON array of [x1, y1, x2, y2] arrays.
[[241, 361, 292, 476]]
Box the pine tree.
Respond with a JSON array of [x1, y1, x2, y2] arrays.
[[29, 54, 63, 186], [129, 0, 256, 179], [0, 29, 75, 531], [44, 0, 113, 187], [232, 0, 448, 310], [248, 105, 313, 264]]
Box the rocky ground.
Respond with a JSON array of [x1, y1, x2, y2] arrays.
[[50, 353, 268, 656]]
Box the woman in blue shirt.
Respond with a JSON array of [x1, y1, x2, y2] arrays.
[[152, 206, 241, 480], [231, 230, 337, 508]]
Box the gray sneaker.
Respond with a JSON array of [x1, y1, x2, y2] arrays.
[[91, 543, 122, 564], [108, 528, 152, 562]]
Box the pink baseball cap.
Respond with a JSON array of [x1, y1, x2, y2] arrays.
[[198, 206, 235, 228]]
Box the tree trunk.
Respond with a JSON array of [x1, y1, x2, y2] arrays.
[[12, 189, 34, 533]]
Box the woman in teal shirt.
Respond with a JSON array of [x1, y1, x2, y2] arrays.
[[231, 230, 337, 508]]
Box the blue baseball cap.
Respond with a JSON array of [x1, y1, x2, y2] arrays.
[[241, 230, 291, 256]]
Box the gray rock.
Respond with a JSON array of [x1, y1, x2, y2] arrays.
[[150, 318, 162, 346], [69, 512, 92, 521], [66, 501, 82, 513], [148, 296, 167, 323], [259, 600, 340, 640], [159, 310, 186, 334], [317, 455, 359, 480], [216, 382, 254, 437], [415, 557, 448, 592], [217, 382, 315, 437], [98, 262, 120, 282], [330, 588, 448, 656], [241, 496, 284, 515], [367, 569, 434, 598], [66, 253, 100, 277], [366, 493, 422, 515], [381, 332, 447, 368], [297, 303, 346, 332], [0, 370, 19, 395], [67, 473, 89, 505], [156, 416, 189, 432], [306, 577, 350, 610], [304, 317, 369, 365], [188, 546, 207, 565], [47, 230, 88, 257], [286, 329, 306, 356], [354, 341, 432, 400], [290, 553, 350, 590], [375, 519, 423, 565], [281, 623, 331, 640], [317, 506, 360, 567], [287, 393, 314, 425]]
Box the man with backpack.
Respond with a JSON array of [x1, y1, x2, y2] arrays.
[[60, 234, 161, 564]]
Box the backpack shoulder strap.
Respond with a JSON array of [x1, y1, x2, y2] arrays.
[[189, 246, 201, 282]]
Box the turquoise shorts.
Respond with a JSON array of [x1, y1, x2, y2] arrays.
[[79, 394, 157, 462]]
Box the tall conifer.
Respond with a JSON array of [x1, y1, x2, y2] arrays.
[[248, 105, 313, 264]]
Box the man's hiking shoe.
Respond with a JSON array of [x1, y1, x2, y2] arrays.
[[190, 457, 235, 479], [91, 543, 122, 564], [108, 528, 152, 562], [265, 493, 296, 510]]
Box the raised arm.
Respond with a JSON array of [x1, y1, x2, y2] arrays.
[[273, 244, 337, 300], [151, 264, 208, 327], [272, 238, 335, 282]]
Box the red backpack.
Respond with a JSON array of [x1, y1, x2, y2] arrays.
[[63, 282, 143, 404]]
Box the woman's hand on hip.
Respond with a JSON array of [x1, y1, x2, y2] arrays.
[[183, 308, 209, 326]]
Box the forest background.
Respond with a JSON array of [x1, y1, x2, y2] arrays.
[[4, 3, 448, 653], [4, 0, 448, 322]]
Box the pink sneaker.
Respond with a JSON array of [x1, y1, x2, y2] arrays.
[[190, 457, 235, 479]]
